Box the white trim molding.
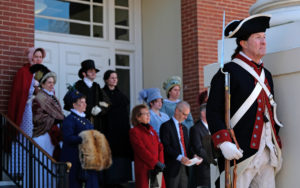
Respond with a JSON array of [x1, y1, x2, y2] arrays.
[[250, 0, 300, 26]]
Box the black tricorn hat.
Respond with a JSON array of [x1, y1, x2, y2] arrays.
[[224, 14, 271, 39], [78, 59, 100, 79]]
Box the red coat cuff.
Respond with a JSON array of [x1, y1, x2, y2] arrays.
[[212, 129, 232, 148]]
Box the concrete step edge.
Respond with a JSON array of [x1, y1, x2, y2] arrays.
[[0, 181, 16, 186]]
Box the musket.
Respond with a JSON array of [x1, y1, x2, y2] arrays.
[[220, 11, 240, 188], [220, 11, 231, 188]]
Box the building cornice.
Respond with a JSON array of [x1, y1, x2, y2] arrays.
[[250, 0, 300, 26], [250, 0, 300, 14]]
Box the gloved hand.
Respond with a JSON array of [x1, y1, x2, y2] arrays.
[[99, 101, 109, 108], [91, 106, 102, 116], [34, 79, 39, 87], [154, 161, 165, 174], [219, 141, 243, 160]]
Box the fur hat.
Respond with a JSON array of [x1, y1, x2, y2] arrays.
[[63, 85, 85, 111], [29, 64, 56, 84], [78, 59, 99, 79], [79, 130, 112, 171], [162, 76, 182, 96], [225, 14, 271, 39], [139, 88, 162, 104]]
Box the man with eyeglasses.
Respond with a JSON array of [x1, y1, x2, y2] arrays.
[[160, 101, 202, 188]]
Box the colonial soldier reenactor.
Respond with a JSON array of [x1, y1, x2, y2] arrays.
[[207, 14, 283, 187]]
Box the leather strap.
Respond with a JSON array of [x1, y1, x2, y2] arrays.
[[232, 58, 283, 127], [231, 69, 265, 128]]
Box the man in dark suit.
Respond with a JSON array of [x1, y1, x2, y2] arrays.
[[160, 101, 195, 188], [189, 103, 213, 188]]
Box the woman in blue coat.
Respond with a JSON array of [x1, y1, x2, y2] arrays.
[[60, 88, 99, 188]]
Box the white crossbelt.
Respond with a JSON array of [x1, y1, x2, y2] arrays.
[[231, 66, 264, 128], [231, 58, 283, 128]]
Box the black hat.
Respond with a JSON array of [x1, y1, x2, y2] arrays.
[[78, 59, 100, 79], [29, 64, 56, 84], [63, 85, 85, 111], [224, 14, 271, 39]]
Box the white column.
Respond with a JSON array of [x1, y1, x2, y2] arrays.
[[250, 0, 300, 26]]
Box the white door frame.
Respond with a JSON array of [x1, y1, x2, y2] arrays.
[[34, 0, 142, 109]]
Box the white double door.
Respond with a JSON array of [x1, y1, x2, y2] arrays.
[[35, 40, 112, 108]]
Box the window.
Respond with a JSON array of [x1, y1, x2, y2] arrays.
[[114, 0, 129, 41], [35, 0, 104, 38], [116, 54, 130, 99]]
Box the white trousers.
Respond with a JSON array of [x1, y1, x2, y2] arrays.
[[237, 148, 275, 188], [236, 109, 281, 188]]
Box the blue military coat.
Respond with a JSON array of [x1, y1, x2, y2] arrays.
[[60, 111, 99, 188]]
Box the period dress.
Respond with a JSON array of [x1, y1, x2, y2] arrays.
[[75, 79, 110, 132], [7, 63, 35, 134], [102, 85, 133, 184], [32, 89, 64, 157], [149, 109, 169, 137], [60, 109, 99, 188], [7, 63, 36, 184]]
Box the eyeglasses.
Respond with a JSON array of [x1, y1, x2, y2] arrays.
[[140, 112, 150, 116], [179, 109, 189, 116]]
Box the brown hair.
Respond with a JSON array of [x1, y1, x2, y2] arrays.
[[167, 85, 180, 99], [34, 48, 46, 58], [231, 35, 250, 60], [198, 90, 208, 106], [149, 98, 163, 108], [131, 104, 148, 126]]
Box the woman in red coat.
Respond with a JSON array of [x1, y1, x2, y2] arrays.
[[130, 104, 166, 188]]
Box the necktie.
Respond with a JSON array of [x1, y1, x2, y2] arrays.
[[179, 124, 187, 156]]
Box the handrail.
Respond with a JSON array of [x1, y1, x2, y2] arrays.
[[2, 113, 56, 162], [0, 112, 71, 188]]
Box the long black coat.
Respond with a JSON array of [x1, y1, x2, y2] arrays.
[[102, 85, 132, 158], [189, 120, 211, 187], [207, 57, 281, 172], [74, 80, 110, 132]]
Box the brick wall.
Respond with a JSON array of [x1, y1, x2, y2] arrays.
[[0, 0, 35, 113], [181, 0, 256, 120]]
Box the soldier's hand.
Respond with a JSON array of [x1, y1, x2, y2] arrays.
[[219, 141, 243, 160]]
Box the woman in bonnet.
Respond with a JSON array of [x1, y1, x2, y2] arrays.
[[160, 76, 194, 130]]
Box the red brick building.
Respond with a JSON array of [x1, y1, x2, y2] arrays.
[[181, 0, 256, 118], [0, 0, 34, 113], [0, 0, 255, 118]]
